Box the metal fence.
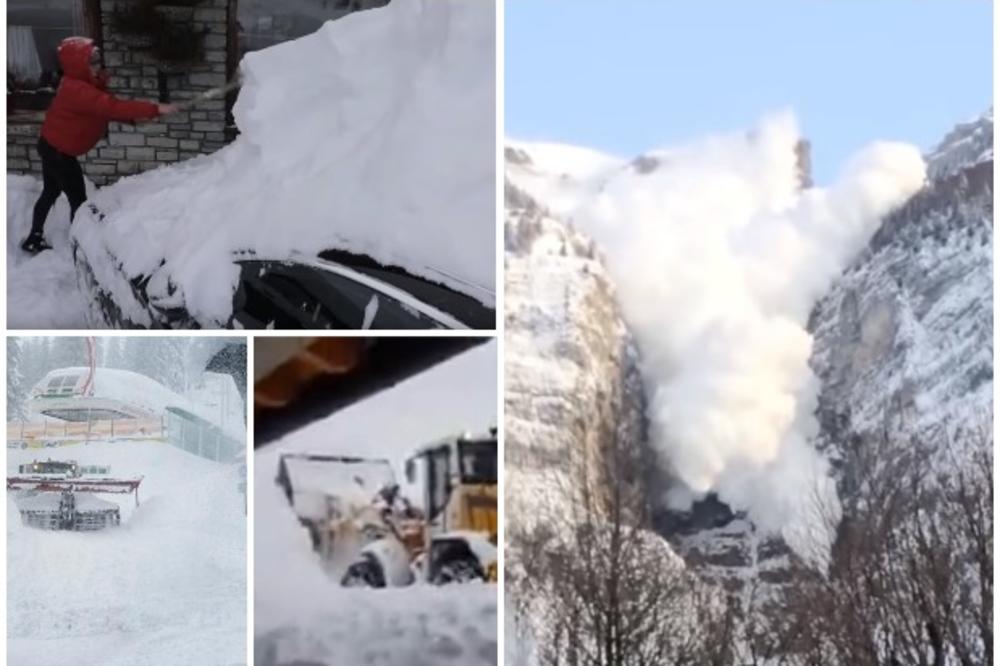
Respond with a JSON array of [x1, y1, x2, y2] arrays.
[[7, 414, 243, 464], [7, 417, 166, 446], [164, 410, 243, 463]]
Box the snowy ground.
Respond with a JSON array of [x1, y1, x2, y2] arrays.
[[255, 341, 497, 666], [7, 174, 96, 329], [7, 440, 246, 666]]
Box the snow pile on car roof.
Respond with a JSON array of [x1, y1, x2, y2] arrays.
[[75, 0, 495, 324]]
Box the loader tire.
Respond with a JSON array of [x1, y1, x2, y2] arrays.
[[431, 556, 483, 585], [341, 553, 386, 588]]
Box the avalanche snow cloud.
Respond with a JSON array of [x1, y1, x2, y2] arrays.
[[511, 112, 926, 533], [76, 0, 495, 323]]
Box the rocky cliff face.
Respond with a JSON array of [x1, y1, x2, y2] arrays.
[[809, 110, 993, 480], [504, 175, 645, 534]]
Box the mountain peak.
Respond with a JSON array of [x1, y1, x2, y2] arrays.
[[925, 108, 993, 181]]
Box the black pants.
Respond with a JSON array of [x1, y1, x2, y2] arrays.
[[30, 137, 87, 236]]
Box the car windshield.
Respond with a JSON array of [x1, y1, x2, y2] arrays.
[[22, 461, 76, 475]]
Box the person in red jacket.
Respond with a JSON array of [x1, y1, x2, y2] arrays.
[[22, 36, 179, 253]]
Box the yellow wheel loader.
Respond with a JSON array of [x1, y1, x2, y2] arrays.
[[256, 337, 497, 588], [405, 427, 498, 584], [338, 427, 498, 587]]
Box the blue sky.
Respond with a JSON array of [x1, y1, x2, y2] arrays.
[[505, 1, 993, 184]]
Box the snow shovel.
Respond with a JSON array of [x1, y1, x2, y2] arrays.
[[174, 75, 243, 111]]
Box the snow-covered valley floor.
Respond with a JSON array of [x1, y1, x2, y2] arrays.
[[7, 439, 246, 666], [7, 174, 96, 329]]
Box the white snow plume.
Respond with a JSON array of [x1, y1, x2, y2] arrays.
[[571, 112, 926, 532]]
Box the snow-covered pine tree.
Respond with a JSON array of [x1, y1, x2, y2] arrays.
[[7, 338, 28, 421], [154, 338, 187, 391], [47, 337, 84, 372], [19, 338, 49, 394], [104, 337, 125, 369], [184, 338, 221, 389], [123, 338, 160, 384]]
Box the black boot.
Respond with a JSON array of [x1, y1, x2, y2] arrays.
[[21, 231, 53, 254]]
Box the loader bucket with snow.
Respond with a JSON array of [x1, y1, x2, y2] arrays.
[[275, 453, 407, 574]]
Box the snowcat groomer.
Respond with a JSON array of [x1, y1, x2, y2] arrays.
[[7, 459, 141, 531]]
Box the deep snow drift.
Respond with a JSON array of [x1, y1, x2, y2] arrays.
[[72, 0, 495, 325], [507, 112, 927, 536], [7, 440, 246, 666], [255, 341, 497, 666], [7, 174, 95, 329]]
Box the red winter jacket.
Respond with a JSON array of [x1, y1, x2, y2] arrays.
[[41, 37, 160, 156]]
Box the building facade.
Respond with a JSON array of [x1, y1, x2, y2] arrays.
[[7, 0, 389, 185]]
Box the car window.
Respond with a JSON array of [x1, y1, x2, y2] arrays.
[[231, 262, 449, 330], [318, 249, 495, 329]]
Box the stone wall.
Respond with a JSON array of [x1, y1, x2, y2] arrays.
[[7, 0, 233, 186], [7, 115, 46, 176]]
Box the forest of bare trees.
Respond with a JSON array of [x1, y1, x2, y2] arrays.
[[507, 424, 993, 666], [780, 430, 993, 665]]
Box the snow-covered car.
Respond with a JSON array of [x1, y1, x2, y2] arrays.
[[66, 0, 494, 332], [73, 229, 495, 329]]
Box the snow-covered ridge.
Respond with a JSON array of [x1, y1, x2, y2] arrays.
[[75, 0, 495, 324], [809, 109, 993, 469], [505, 141, 622, 219], [925, 107, 993, 181]]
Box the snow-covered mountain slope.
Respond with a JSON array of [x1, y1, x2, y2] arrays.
[[809, 110, 993, 469], [506, 177, 672, 653], [504, 141, 622, 218], [504, 109, 992, 591], [505, 141, 791, 589], [925, 108, 994, 182], [7, 440, 246, 666], [72, 0, 495, 325], [504, 179, 645, 533]]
